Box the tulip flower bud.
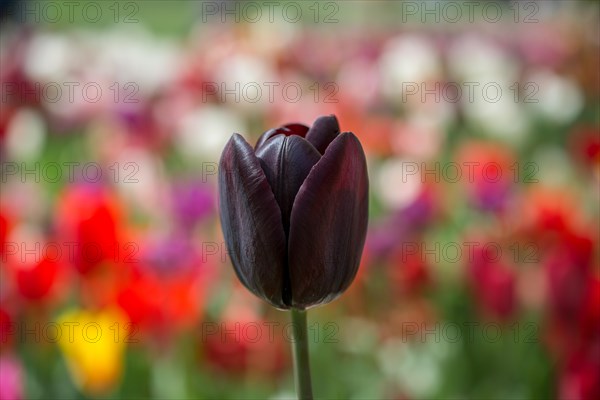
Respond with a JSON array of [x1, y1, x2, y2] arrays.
[[57, 308, 128, 396], [218, 115, 369, 309]]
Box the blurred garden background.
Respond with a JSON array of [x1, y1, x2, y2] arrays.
[[0, 0, 599, 399]]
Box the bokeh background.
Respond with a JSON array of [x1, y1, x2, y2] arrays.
[[1, 0, 599, 399]]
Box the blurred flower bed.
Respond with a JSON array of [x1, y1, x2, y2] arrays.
[[1, 1, 599, 399]]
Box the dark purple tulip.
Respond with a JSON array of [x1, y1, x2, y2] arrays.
[[218, 115, 369, 309]]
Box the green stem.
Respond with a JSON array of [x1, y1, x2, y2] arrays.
[[290, 308, 314, 400]]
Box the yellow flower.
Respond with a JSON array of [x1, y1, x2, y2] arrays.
[[56, 307, 129, 396]]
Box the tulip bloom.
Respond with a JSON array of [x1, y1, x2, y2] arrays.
[[468, 244, 516, 319], [0, 355, 23, 400], [56, 184, 122, 275], [16, 254, 61, 301], [57, 308, 129, 396], [218, 115, 369, 309]]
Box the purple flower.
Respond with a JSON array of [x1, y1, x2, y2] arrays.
[[218, 115, 369, 309], [172, 181, 215, 229], [143, 234, 196, 275]]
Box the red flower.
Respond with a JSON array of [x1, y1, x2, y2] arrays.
[[2, 232, 64, 304], [0, 209, 11, 258], [55, 185, 123, 275], [542, 232, 597, 363], [570, 125, 600, 168], [520, 188, 584, 239], [202, 318, 287, 376], [116, 236, 217, 342], [15, 256, 61, 301], [116, 267, 205, 342], [200, 292, 288, 376], [468, 245, 517, 319], [116, 269, 161, 334], [559, 349, 600, 400], [0, 307, 12, 347], [579, 277, 600, 345], [390, 248, 431, 297], [546, 249, 594, 327]]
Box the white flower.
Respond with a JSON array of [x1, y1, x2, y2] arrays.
[[447, 35, 519, 83], [376, 158, 423, 209], [175, 106, 246, 163], [527, 70, 583, 124], [379, 35, 442, 102], [25, 33, 72, 82], [5, 108, 46, 161]]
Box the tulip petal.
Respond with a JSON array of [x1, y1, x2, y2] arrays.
[[282, 123, 310, 136], [255, 124, 309, 150], [288, 132, 369, 308], [219, 134, 287, 308], [305, 115, 340, 154], [256, 134, 321, 236]]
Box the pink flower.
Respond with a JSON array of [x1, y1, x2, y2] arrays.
[[0, 355, 23, 400]]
